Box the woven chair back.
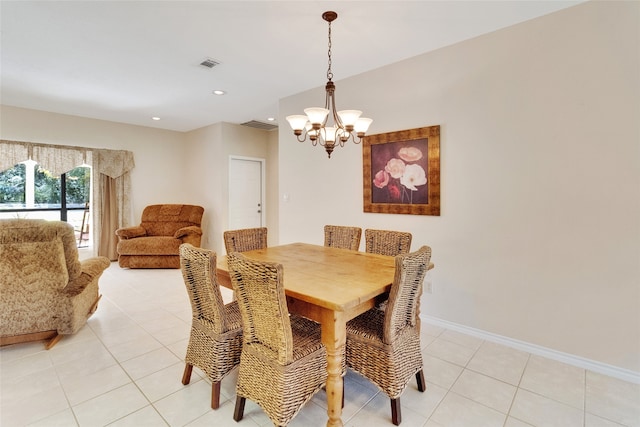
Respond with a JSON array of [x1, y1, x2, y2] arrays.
[[365, 229, 412, 256], [223, 227, 268, 253], [179, 244, 227, 334], [227, 252, 294, 365], [324, 225, 362, 251], [383, 245, 432, 344]]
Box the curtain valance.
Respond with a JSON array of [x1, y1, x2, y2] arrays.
[[95, 149, 135, 179], [0, 140, 134, 177], [0, 141, 29, 173]]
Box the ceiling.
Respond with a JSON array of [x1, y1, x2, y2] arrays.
[[1, 1, 582, 133]]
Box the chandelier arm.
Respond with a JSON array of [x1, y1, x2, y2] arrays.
[[309, 134, 320, 147], [338, 132, 360, 147], [331, 102, 343, 130], [295, 130, 322, 147], [323, 87, 332, 128], [325, 83, 344, 130]]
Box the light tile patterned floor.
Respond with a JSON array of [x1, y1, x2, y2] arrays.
[[1, 263, 639, 426]]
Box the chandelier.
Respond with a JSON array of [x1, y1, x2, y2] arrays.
[[286, 11, 373, 158]]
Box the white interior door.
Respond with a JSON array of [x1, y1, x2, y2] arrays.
[[228, 157, 264, 230]]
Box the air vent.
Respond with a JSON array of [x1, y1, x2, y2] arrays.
[[199, 58, 220, 68], [241, 120, 278, 131]]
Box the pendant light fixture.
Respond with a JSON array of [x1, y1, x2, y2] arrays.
[[286, 11, 373, 158]]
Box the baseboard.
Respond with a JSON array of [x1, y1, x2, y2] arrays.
[[422, 315, 640, 385]]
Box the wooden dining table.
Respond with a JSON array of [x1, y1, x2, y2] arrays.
[[217, 242, 404, 427]]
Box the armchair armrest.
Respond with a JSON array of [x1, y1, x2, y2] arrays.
[[174, 226, 203, 240], [63, 257, 110, 296], [115, 225, 147, 240]]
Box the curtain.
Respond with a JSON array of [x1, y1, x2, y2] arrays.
[[1, 140, 134, 259], [93, 149, 134, 260], [98, 175, 118, 260]]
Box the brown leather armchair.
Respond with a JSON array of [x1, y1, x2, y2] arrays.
[[0, 219, 110, 349], [116, 204, 204, 268]]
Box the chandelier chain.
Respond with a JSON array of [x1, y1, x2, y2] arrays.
[[327, 20, 333, 81]]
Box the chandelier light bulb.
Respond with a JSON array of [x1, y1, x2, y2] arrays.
[[337, 110, 362, 128], [286, 115, 309, 134], [321, 126, 338, 143], [354, 117, 373, 135], [304, 108, 330, 126]]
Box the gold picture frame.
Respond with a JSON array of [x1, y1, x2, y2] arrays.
[[363, 125, 440, 216]]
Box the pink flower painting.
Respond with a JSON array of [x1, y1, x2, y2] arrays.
[[370, 139, 429, 205]]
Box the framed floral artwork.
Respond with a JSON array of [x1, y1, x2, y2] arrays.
[[363, 125, 440, 215]]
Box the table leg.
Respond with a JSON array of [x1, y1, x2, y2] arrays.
[[321, 310, 346, 427]]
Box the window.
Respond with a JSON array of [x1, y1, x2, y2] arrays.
[[0, 161, 91, 241], [0, 163, 26, 205]]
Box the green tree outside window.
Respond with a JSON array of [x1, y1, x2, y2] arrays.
[[1, 163, 90, 209]]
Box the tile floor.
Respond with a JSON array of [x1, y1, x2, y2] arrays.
[[1, 262, 639, 427]]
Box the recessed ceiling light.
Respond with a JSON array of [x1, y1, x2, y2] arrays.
[[213, 90, 226, 95], [267, 117, 276, 122], [151, 117, 161, 121]]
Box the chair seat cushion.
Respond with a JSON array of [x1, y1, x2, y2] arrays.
[[290, 315, 324, 360], [346, 307, 384, 343], [117, 236, 182, 256]]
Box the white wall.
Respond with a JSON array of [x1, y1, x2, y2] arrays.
[[184, 122, 277, 254], [278, 1, 640, 372], [266, 129, 280, 246], [183, 122, 225, 251]]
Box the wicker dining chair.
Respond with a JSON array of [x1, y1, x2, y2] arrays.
[[345, 245, 432, 426], [227, 252, 327, 427], [324, 225, 362, 251], [365, 229, 412, 257], [223, 227, 268, 253], [179, 244, 243, 410], [364, 229, 413, 312]]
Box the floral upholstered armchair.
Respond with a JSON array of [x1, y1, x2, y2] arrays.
[[116, 204, 204, 269], [0, 219, 110, 349]]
